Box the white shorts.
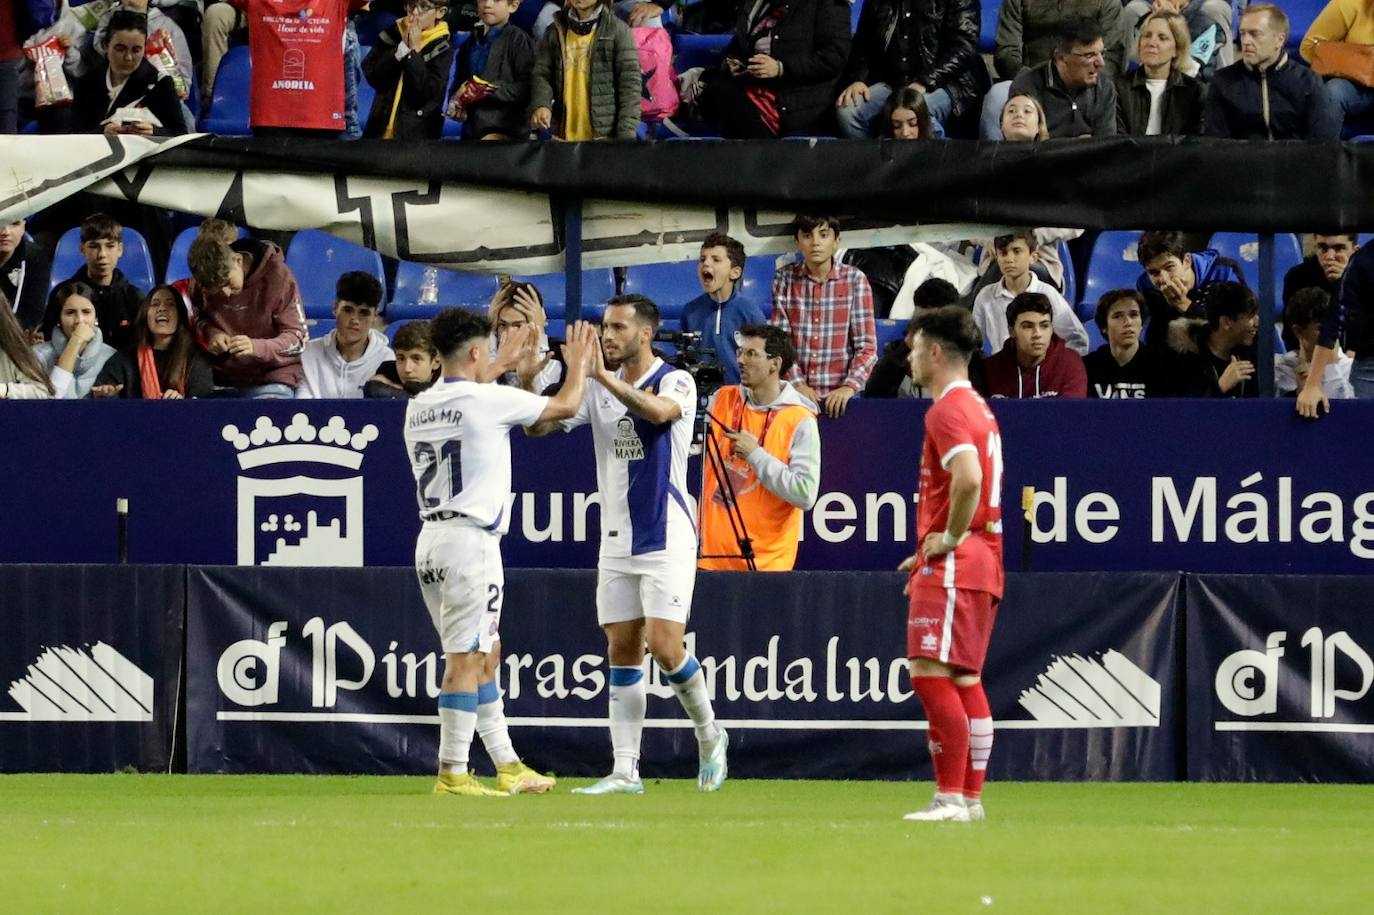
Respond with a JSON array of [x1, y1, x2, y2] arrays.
[[596, 550, 697, 626], [415, 521, 504, 654]]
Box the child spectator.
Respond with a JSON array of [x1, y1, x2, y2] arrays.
[[447, 0, 534, 140], [41, 214, 144, 350], [681, 233, 766, 385], [984, 291, 1088, 398], [769, 214, 877, 417], [0, 218, 52, 334], [366, 319, 440, 398], [1083, 289, 1174, 398], [298, 271, 394, 398], [529, 0, 642, 140], [1275, 287, 1354, 400], [34, 280, 118, 398], [363, 0, 455, 139], [999, 92, 1049, 140], [187, 223, 306, 398], [866, 277, 989, 399], [1166, 281, 1260, 398], [972, 231, 1088, 355], [91, 285, 214, 398], [1136, 229, 1245, 346], [0, 292, 54, 399]]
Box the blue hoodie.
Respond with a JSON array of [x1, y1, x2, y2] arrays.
[[679, 286, 767, 385], [1137, 248, 1246, 346]]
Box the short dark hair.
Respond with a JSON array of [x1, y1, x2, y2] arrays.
[[430, 307, 491, 358], [1055, 16, 1105, 53], [1284, 287, 1332, 330], [392, 320, 436, 354], [1006, 291, 1054, 326], [80, 213, 122, 245], [905, 278, 961, 338], [791, 214, 842, 237], [1094, 289, 1146, 332], [1314, 232, 1358, 243], [1204, 281, 1258, 329], [1136, 231, 1189, 267], [993, 230, 1038, 254], [738, 323, 796, 376], [909, 306, 981, 362], [106, 10, 148, 36], [701, 233, 746, 273], [605, 293, 660, 332], [336, 271, 382, 310]]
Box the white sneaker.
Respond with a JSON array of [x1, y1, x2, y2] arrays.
[[571, 772, 645, 795], [965, 800, 986, 821], [697, 728, 729, 792], [902, 793, 970, 822]]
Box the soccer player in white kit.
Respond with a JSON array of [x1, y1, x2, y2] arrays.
[[534, 295, 729, 795], [406, 307, 596, 797]]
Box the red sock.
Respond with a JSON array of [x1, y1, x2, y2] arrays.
[[957, 681, 993, 800], [911, 676, 968, 795]]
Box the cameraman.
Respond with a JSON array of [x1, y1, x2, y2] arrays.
[[699, 324, 821, 572]]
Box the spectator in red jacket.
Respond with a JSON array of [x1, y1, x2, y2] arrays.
[[983, 291, 1087, 398], [187, 226, 306, 397]]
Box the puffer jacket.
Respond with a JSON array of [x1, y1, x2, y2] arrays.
[[993, 0, 1125, 80], [1115, 65, 1206, 136], [841, 0, 989, 118], [723, 0, 852, 135], [529, 6, 642, 140]]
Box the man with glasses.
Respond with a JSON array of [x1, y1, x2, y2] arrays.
[[1007, 17, 1118, 138]]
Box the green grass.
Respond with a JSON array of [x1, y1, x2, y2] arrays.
[[0, 777, 1370, 914]]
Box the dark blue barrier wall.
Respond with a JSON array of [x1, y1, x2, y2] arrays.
[[187, 567, 1181, 781], [4, 401, 1373, 573], [0, 565, 184, 773]]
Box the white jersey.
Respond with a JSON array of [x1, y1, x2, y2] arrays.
[[404, 377, 548, 534], [563, 357, 698, 559]]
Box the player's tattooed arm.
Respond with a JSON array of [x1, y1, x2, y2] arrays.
[[589, 336, 681, 425]]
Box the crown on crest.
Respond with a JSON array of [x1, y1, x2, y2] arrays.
[[221, 414, 379, 470]]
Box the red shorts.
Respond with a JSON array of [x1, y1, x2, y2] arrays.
[[906, 585, 999, 674]]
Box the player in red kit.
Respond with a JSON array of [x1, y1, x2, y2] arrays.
[[898, 306, 1004, 822]]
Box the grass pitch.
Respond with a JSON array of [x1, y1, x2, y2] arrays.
[[1, 776, 1370, 914]]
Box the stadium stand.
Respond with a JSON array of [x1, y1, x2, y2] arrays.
[[1078, 231, 1144, 320], [512, 269, 617, 320], [390, 262, 501, 317], [50, 226, 157, 294], [1207, 232, 1304, 304], [200, 45, 252, 136], [620, 261, 702, 319], [286, 230, 387, 319], [166, 225, 249, 284]]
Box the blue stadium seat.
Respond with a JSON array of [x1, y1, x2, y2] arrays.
[[392, 260, 500, 313], [384, 319, 414, 343], [1058, 239, 1077, 306], [545, 319, 566, 340], [165, 224, 248, 284], [741, 254, 784, 314], [512, 269, 617, 320], [620, 261, 702, 319], [979, 0, 999, 53], [201, 45, 251, 136], [1207, 232, 1304, 309], [1283, 0, 1326, 47], [1349, 135, 1374, 142], [308, 319, 336, 339], [850, 0, 864, 35], [875, 318, 906, 351], [50, 226, 157, 294], [1084, 318, 1105, 353], [356, 62, 377, 133], [1079, 230, 1143, 321], [673, 33, 732, 71], [286, 230, 386, 319]]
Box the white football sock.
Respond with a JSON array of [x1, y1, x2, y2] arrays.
[[476, 682, 519, 766], [665, 655, 720, 744], [438, 691, 478, 775], [609, 665, 645, 779]]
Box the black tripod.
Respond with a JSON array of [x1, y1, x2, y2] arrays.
[[695, 410, 757, 571]]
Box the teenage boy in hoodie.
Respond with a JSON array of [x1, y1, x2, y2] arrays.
[[187, 226, 307, 398], [680, 233, 766, 386], [34, 280, 118, 399], [699, 324, 820, 572], [298, 271, 394, 399], [1084, 289, 1175, 398], [984, 292, 1087, 398], [41, 214, 144, 350], [1135, 230, 1246, 348], [1167, 280, 1260, 398]]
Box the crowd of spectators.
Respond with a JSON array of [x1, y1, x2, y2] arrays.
[[1, 0, 1370, 139], [0, 210, 1368, 407]]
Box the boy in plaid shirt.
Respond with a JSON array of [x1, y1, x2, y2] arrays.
[[769, 214, 878, 417]]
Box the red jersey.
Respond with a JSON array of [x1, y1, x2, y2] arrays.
[[912, 381, 1004, 596], [241, 0, 351, 130]]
